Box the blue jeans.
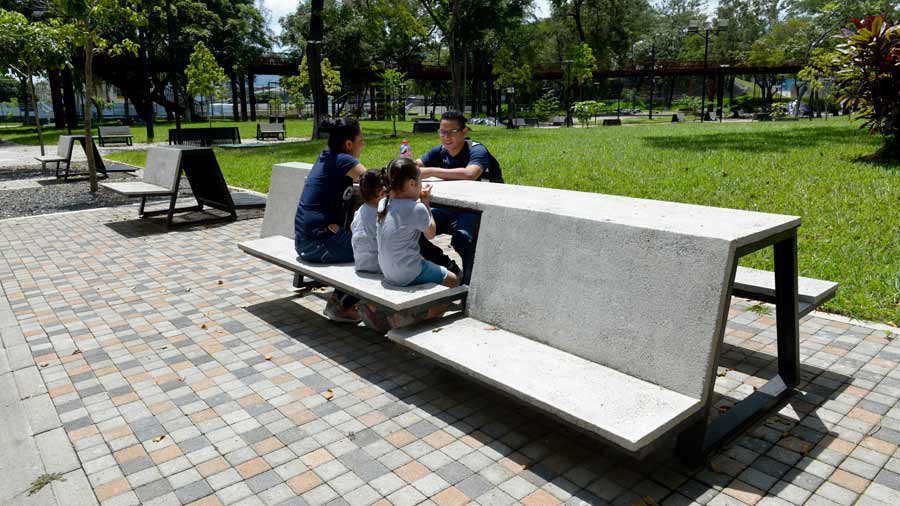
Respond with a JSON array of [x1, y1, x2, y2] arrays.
[[295, 231, 357, 308], [420, 207, 477, 278]]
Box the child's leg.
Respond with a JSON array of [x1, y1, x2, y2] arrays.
[[409, 260, 458, 288]]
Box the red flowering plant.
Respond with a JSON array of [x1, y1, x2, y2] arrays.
[[834, 15, 900, 157]]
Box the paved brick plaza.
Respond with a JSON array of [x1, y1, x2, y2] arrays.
[[1, 205, 899, 506]]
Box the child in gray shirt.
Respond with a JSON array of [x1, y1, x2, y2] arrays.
[[350, 170, 384, 273], [376, 158, 460, 288]]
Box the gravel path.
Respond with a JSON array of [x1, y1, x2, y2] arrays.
[[0, 162, 193, 220]]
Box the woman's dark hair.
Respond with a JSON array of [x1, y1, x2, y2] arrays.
[[320, 116, 361, 153], [441, 110, 467, 129], [358, 169, 383, 202], [377, 157, 420, 222]]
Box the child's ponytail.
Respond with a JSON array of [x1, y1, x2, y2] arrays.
[[377, 166, 390, 223]]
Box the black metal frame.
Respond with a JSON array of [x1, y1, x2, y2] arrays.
[[677, 226, 800, 466]]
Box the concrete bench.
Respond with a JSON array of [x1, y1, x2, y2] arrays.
[[97, 126, 133, 146], [512, 118, 527, 128], [168, 127, 241, 146], [101, 146, 264, 227], [672, 113, 685, 122], [256, 123, 285, 141], [734, 266, 837, 317], [381, 181, 835, 461], [34, 135, 75, 177], [238, 162, 468, 314], [602, 118, 622, 126], [412, 120, 440, 133]]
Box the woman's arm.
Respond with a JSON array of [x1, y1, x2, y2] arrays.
[[345, 162, 366, 181]]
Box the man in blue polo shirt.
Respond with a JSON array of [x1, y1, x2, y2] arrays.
[[415, 111, 495, 281]]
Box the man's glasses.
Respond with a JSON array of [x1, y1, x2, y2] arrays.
[[438, 128, 463, 137]]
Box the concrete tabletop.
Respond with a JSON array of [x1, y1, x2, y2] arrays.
[[427, 180, 800, 248]]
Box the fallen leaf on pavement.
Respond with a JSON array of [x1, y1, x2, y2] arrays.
[[324, 389, 334, 400], [432, 328, 443, 333], [152, 435, 166, 443]]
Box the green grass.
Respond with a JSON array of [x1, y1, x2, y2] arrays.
[[106, 119, 900, 325], [0, 118, 421, 146]]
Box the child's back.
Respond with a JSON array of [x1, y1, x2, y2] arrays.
[[377, 198, 431, 285], [351, 203, 379, 273]]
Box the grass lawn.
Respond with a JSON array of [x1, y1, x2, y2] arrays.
[[105, 119, 900, 325]]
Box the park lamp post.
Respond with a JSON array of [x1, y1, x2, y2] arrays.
[[562, 59, 573, 127], [686, 18, 728, 123], [506, 86, 515, 129]]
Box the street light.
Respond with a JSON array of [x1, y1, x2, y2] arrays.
[[686, 18, 728, 123], [506, 86, 515, 129]]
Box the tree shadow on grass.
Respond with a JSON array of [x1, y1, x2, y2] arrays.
[[641, 126, 870, 154]]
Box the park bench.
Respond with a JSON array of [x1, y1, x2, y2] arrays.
[[34, 135, 137, 180], [238, 162, 469, 313], [672, 113, 685, 122], [704, 111, 719, 121], [168, 127, 241, 147], [257, 123, 286, 141], [602, 118, 622, 126], [100, 146, 265, 227], [412, 119, 440, 133], [241, 165, 837, 461], [512, 118, 527, 128], [550, 116, 566, 126], [97, 125, 133, 146]]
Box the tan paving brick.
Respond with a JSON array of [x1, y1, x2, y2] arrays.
[[95, 477, 130, 501], [433, 485, 470, 506], [236, 457, 272, 479], [829, 469, 869, 493], [286, 471, 322, 495]]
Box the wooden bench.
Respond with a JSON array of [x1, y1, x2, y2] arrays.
[[100, 146, 264, 227], [238, 162, 468, 314], [256, 123, 286, 141], [168, 127, 241, 147], [97, 125, 133, 146]]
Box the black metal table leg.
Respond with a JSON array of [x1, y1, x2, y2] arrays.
[[774, 234, 800, 386]]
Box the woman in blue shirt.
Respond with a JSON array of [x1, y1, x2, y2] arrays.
[[294, 117, 367, 322]]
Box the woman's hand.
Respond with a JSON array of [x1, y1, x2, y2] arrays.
[[327, 224, 339, 234]]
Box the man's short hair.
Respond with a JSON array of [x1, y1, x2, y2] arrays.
[[441, 110, 467, 129]]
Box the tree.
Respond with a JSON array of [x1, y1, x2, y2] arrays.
[[492, 46, 531, 128], [563, 42, 596, 126], [832, 15, 900, 158], [54, 0, 143, 193], [571, 100, 604, 126], [0, 9, 67, 156], [185, 42, 227, 127], [379, 67, 409, 137]]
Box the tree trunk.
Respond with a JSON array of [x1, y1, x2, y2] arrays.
[[239, 73, 248, 121], [249, 72, 256, 121], [49, 70, 65, 129], [84, 36, 99, 193], [449, 0, 464, 112], [309, 0, 328, 139], [28, 73, 46, 156], [572, 0, 586, 43], [230, 72, 239, 121], [62, 67, 77, 133], [20, 77, 30, 125]]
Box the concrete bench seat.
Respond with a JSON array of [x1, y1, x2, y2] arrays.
[[239, 235, 467, 311], [257, 123, 286, 141], [101, 180, 174, 196], [734, 266, 837, 316], [98, 126, 133, 146], [389, 316, 702, 452]]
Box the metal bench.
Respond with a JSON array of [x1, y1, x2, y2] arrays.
[[100, 146, 264, 227], [168, 127, 241, 147], [97, 125, 133, 146], [238, 162, 467, 315], [256, 123, 285, 141]]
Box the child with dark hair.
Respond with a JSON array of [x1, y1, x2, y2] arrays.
[[350, 170, 384, 273], [294, 116, 367, 322], [376, 158, 460, 288]]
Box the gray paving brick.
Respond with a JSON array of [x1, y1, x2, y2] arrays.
[[457, 472, 493, 499], [134, 478, 174, 503], [174, 478, 214, 504], [247, 469, 282, 494]]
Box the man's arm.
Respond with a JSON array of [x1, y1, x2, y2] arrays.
[[419, 164, 483, 180]]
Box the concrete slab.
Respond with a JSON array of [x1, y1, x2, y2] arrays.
[[51, 469, 97, 506], [14, 366, 47, 399], [734, 266, 838, 305], [35, 427, 80, 475], [239, 235, 467, 311], [260, 162, 313, 239], [23, 393, 61, 435], [388, 316, 702, 452], [7, 343, 35, 371], [0, 371, 51, 504]]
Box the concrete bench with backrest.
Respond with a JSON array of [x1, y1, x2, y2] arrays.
[[238, 162, 468, 314], [257, 123, 286, 141], [512, 118, 527, 128], [384, 182, 837, 460], [34, 135, 76, 177], [98, 126, 133, 146], [168, 127, 241, 146]]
